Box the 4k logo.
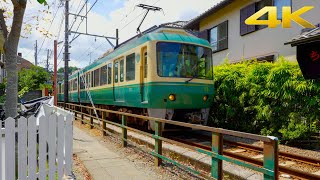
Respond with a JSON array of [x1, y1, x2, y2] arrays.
[[245, 6, 316, 28]]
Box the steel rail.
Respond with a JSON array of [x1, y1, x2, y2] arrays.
[[192, 133, 320, 167], [170, 136, 320, 180]]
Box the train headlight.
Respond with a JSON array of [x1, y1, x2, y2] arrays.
[[169, 94, 176, 101], [203, 95, 208, 101]]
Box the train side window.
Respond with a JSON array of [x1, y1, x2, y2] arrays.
[[126, 53, 135, 81], [76, 78, 78, 90], [80, 75, 85, 89], [144, 52, 147, 78], [86, 73, 89, 88], [108, 63, 112, 84], [91, 71, 94, 87], [87, 72, 91, 88], [73, 79, 77, 91], [114, 62, 119, 83], [120, 60, 124, 82], [94, 69, 100, 87], [100, 65, 108, 85]]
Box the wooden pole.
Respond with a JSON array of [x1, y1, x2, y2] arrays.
[[53, 40, 57, 106]]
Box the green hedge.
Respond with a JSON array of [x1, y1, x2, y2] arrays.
[[209, 57, 320, 143]]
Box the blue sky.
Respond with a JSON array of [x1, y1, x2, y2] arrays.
[[91, 0, 126, 19]]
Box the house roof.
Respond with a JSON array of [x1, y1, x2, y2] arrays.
[[285, 27, 320, 46], [184, 0, 234, 29], [17, 57, 33, 71], [159, 21, 188, 28]]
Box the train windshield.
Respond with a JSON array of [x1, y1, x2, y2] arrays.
[[157, 42, 213, 80]]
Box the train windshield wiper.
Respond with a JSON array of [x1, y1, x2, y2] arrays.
[[185, 74, 198, 83]]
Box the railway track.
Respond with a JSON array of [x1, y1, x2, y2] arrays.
[[62, 103, 320, 179], [165, 132, 320, 180]]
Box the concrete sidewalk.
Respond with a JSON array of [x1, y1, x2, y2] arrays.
[[73, 126, 157, 180]]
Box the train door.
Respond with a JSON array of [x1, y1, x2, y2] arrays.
[[113, 60, 121, 101], [79, 74, 86, 103], [77, 73, 80, 103], [140, 47, 148, 102]]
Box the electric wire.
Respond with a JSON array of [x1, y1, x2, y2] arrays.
[[37, 2, 62, 61], [70, 0, 99, 41], [78, 0, 160, 62]]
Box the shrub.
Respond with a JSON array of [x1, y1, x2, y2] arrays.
[[210, 57, 320, 143]]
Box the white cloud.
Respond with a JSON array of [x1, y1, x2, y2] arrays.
[[17, 0, 219, 69]]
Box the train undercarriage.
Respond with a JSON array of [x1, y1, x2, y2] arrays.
[[73, 103, 210, 131]]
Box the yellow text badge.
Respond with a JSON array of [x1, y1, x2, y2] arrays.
[[245, 6, 316, 29]]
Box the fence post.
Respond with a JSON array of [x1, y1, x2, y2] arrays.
[[121, 115, 127, 147], [81, 106, 84, 124], [74, 106, 77, 121], [90, 109, 94, 129], [154, 121, 162, 166], [102, 112, 107, 136], [263, 137, 279, 180], [211, 132, 223, 180]]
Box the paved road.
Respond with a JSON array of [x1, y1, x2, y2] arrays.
[[73, 126, 156, 180]]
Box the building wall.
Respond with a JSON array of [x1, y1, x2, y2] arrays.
[[199, 0, 320, 65]]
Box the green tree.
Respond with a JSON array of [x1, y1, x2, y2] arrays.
[[0, 0, 47, 117], [18, 65, 50, 92], [58, 66, 79, 74], [210, 57, 320, 143]]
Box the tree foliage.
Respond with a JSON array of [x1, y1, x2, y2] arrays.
[[210, 57, 320, 143], [18, 65, 50, 93], [58, 66, 79, 74], [0, 0, 47, 117]]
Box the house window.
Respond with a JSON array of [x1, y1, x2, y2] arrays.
[[209, 21, 228, 52], [240, 0, 291, 35], [256, 55, 274, 62], [126, 53, 135, 81], [274, 0, 291, 20], [256, 0, 272, 30]]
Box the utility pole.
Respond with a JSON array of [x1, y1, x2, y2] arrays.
[[63, 0, 119, 105], [34, 40, 38, 66], [64, 0, 69, 104], [54, 40, 57, 106], [46, 49, 50, 72]]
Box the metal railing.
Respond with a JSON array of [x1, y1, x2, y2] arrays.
[[60, 102, 279, 180]]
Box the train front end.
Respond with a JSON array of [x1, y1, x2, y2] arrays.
[[147, 38, 214, 128]]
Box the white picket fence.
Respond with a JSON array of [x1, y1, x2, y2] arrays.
[[0, 108, 73, 180]]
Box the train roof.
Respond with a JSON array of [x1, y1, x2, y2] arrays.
[[68, 29, 211, 80]]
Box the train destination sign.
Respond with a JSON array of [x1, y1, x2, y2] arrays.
[[297, 41, 320, 79]]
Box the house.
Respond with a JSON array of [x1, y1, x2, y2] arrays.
[[17, 53, 33, 71], [184, 0, 320, 65], [285, 27, 320, 79]]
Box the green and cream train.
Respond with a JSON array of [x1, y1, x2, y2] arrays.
[[58, 27, 214, 130]]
